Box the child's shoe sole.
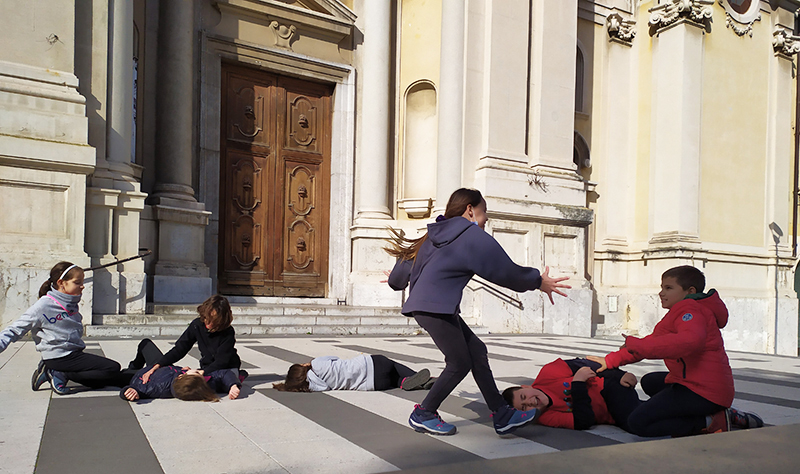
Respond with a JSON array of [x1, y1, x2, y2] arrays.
[[31, 360, 48, 391]]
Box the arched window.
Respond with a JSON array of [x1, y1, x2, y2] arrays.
[[573, 131, 590, 169], [575, 46, 585, 113]]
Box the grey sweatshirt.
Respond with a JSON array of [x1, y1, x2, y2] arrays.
[[306, 355, 375, 391], [0, 290, 85, 359]]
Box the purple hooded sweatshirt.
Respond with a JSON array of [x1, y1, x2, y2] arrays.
[[388, 216, 542, 316]]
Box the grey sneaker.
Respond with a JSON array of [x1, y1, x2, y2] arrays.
[[31, 359, 48, 391]]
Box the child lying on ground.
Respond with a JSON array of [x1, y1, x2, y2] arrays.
[[121, 338, 243, 401], [139, 295, 245, 399], [502, 358, 641, 432], [274, 354, 434, 392]]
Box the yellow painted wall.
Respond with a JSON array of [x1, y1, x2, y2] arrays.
[[699, 6, 770, 247]]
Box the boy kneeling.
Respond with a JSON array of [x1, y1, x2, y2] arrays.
[[587, 265, 763, 437]]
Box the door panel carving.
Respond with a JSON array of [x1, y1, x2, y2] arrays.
[[220, 66, 331, 296]]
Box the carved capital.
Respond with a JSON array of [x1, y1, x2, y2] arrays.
[[607, 12, 637, 45], [648, 0, 714, 34], [773, 27, 800, 58], [270, 21, 297, 50]]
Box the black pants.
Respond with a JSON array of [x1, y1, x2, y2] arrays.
[[127, 338, 164, 369], [44, 350, 130, 389], [627, 371, 723, 437], [413, 311, 505, 412], [371, 354, 417, 391], [599, 370, 642, 433]]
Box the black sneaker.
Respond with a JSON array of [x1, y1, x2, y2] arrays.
[[422, 377, 437, 390], [31, 359, 48, 391], [401, 369, 430, 391]]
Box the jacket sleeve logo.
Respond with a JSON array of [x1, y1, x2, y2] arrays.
[[682, 313, 693, 322]]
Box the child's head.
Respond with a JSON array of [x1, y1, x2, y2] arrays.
[[660, 265, 705, 309], [272, 363, 311, 392], [502, 385, 549, 412], [197, 295, 233, 332], [444, 188, 487, 229], [172, 373, 219, 402], [39, 262, 85, 297]]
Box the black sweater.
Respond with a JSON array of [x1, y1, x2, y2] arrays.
[[157, 318, 241, 373]]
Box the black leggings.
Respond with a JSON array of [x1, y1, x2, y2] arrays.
[[599, 370, 642, 433], [127, 338, 164, 369], [371, 354, 417, 390], [627, 371, 723, 437], [413, 311, 505, 412], [44, 350, 130, 389]]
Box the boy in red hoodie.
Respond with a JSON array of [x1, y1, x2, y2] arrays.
[[588, 265, 763, 437]]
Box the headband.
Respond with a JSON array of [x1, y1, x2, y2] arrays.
[[58, 264, 79, 282]]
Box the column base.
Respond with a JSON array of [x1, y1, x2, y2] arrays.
[[648, 231, 702, 249], [153, 275, 212, 304]]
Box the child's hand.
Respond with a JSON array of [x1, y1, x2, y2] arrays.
[[620, 372, 637, 388], [228, 385, 241, 400], [141, 365, 158, 384], [573, 366, 596, 382], [539, 266, 571, 304], [379, 270, 391, 283], [124, 388, 140, 401], [585, 355, 608, 372]]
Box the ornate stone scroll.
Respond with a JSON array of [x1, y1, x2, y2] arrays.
[[607, 12, 637, 45], [648, 0, 714, 32], [773, 27, 800, 58]]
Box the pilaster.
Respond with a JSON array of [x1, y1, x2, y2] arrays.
[[647, 0, 712, 250]]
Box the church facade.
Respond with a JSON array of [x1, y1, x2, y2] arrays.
[[1, 0, 798, 355]]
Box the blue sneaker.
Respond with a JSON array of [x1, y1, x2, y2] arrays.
[[408, 404, 457, 435], [47, 369, 70, 395], [31, 359, 48, 391], [492, 405, 538, 434]]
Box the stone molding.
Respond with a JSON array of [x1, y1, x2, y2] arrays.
[[270, 21, 297, 50], [773, 27, 800, 58], [722, 11, 760, 37], [607, 12, 637, 45], [648, 0, 714, 33]]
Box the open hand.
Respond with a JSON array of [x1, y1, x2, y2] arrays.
[[379, 270, 391, 283], [585, 355, 608, 372], [620, 372, 637, 388], [539, 266, 571, 304]]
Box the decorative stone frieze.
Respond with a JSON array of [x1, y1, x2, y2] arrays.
[[648, 0, 714, 32], [773, 27, 800, 58], [723, 11, 760, 37], [607, 12, 637, 45], [718, 0, 762, 37]]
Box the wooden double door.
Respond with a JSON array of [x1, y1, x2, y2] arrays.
[[219, 65, 332, 296]]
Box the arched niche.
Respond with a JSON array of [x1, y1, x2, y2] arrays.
[[399, 80, 437, 218]]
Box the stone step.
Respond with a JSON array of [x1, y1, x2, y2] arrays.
[[87, 303, 489, 338]]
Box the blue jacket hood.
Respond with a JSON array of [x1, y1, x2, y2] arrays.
[[427, 216, 475, 248]]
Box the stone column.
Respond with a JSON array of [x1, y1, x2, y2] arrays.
[[354, 0, 392, 220], [598, 11, 637, 248], [85, 0, 147, 316], [647, 1, 712, 248], [150, 0, 212, 303], [349, 0, 398, 307], [527, 0, 579, 170], [435, 0, 466, 211]]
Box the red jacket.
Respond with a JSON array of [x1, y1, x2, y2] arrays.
[[532, 359, 615, 429], [604, 290, 734, 407]]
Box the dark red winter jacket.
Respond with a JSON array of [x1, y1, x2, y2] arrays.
[[533, 359, 615, 429], [604, 290, 734, 407]]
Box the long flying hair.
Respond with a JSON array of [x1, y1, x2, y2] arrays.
[[384, 188, 485, 261]]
